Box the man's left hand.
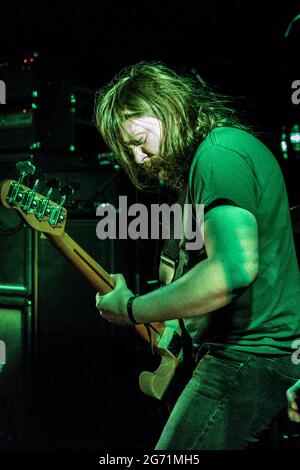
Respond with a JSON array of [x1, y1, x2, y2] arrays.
[[96, 273, 135, 326]]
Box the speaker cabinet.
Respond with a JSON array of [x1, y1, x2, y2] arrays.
[[0, 298, 32, 448], [36, 219, 130, 339], [0, 206, 32, 296], [33, 219, 139, 448]]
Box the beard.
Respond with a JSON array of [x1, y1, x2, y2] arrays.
[[142, 154, 187, 193], [142, 155, 166, 180]]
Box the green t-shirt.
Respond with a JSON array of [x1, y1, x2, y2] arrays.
[[177, 126, 300, 355]]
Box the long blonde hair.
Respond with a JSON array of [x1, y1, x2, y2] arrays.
[[95, 61, 249, 192]]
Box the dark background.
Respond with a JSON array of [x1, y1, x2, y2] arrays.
[[1, 0, 299, 195], [0, 0, 299, 451]]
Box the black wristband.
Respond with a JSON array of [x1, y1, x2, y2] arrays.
[[127, 296, 138, 324]]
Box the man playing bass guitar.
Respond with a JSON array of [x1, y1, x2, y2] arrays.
[[94, 62, 300, 450]]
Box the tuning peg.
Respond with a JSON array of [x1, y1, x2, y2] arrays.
[[14, 160, 36, 187], [16, 160, 36, 176]]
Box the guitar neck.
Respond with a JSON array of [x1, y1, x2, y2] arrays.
[[47, 232, 115, 294], [0, 177, 180, 400], [47, 231, 163, 349]]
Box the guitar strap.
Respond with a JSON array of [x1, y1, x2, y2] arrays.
[[157, 184, 192, 360], [138, 184, 194, 401], [159, 185, 187, 285]]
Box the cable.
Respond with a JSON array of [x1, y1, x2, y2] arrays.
[[284, 13, 300, 39]]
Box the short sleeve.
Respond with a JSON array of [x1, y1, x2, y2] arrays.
[[189, 144, 260, 217]]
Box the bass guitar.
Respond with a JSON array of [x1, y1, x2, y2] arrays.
[[0, 163, 182, 400]]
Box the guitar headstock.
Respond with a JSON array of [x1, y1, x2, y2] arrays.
[[0, 162, 67, 236]]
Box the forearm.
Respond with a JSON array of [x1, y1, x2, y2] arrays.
[[133, 258, 240, 323]]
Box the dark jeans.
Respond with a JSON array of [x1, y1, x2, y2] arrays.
[[155, 344, 300, 450]]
